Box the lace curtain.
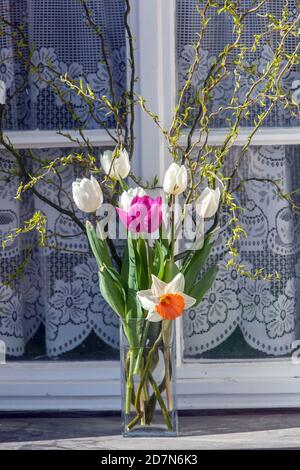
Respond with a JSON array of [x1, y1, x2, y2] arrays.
[[0, 0, 125, 358], [0, 0, 126, 130], [0, 147, 122, 358], [183, 144, 300, 358], [177, 0, 300, 358], [177, 0, 300, 129]]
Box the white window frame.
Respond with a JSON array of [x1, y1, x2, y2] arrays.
[[1, 0, 300, 412]]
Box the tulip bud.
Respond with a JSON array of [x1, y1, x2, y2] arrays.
[[196, 187, 220, 219], [163, 162, 187, 195], [72, 176, 103, 213], [101, 148, 130, 180], [0, 81, 6, 105]]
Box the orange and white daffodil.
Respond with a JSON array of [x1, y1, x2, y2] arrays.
[[137, 273, 196, 322]]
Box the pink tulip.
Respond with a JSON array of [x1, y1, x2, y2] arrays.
[[116, 195, 162, 233]]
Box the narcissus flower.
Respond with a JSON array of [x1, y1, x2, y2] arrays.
[[163, 162, 187, 196], [101, 148, 130, 180], [137, 273, 196, 322], [117, 193, 162, 234], [72, 176, 103, 213]]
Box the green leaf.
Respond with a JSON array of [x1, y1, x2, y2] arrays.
[[148, 321, 162, 345], [86, 221, 112, 268], [163, 259, 180, 283], [136, 238, 149, 290], [183, 236, 214, 293], [98, 268, 126, 318], [124, 288, 144, 348], [149, 346, 159, 373], [188, 265, 219, 306], [126, 288, 143, 321], [159, 221, 169, 251], [106, 265, 127, 291], [152, 241, 167, 279], [127, 235, 138, 290]]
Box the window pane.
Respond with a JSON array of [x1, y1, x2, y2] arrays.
[[0, 147, 120, 360], [176, 0, 300, 128], [0, 0, 126, 130], [183, 144, 300, 360]]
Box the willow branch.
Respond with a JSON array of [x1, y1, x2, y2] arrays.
[[233, 177, 300, 214], [124, 0, 136, 158]]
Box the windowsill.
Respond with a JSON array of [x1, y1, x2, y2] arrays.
[[1, 410, 300, 449], [0, 129, 115, 149], [179, 126, 300, 146], [1, 126, 300, 150]]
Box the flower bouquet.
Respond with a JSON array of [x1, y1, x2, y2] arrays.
[[72, 149, 220, 436]]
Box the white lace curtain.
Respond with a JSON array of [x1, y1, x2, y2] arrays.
[[0, 0, 126, 358], [183, 144, 300, 358], [0, 0, 126, 130], [0, 146, 124, 358], [177, 0, 300, 358]]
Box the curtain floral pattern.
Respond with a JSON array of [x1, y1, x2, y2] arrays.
[[177, 0, 300, 128], [0, 148, 120, 357], [177, 0, 300, 358], [0, 0, 126, 130], [0, 0, 126, 357], [182, 145, 300, 358]]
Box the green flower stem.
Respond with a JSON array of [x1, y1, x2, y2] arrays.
[[126, 326, 173, 431], [145, 362, 172, 424], [140, 360, 150, 426], [148, 373, 172, 431], [170, 195, 176, 262], [128, 332, 172, 431], [162, 320, 173, 411], [125, 350, 136, 406], [134, 332, 162, 412], [133, 320, 150, 375], [127, 412, 143, 431], [125, 349, 135, 414], [127, 332, 162, 430], [163, 346, 173, 411], [123, 323, 136, 351], [146, 239, 152, 286], [142, 366, 150, 401], [140, 389, 146, 426]]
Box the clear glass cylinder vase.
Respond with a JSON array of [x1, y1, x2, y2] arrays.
[[120, 318, 178, 437]]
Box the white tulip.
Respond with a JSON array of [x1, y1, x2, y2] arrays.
[[163, 162, 187, 195], [72, 176, 103, 213], [101, 148, 130, 179], [119, 186, 146, 211], [196, 187, 220, 219], [0, 81, 6, 105]]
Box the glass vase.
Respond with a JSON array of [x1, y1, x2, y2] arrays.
[[120, 318, 178, 437]]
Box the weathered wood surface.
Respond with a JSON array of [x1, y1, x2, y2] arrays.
[[1, 412, 300, 449]]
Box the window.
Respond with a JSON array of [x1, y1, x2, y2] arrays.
[[1, 0, 300, 411]]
